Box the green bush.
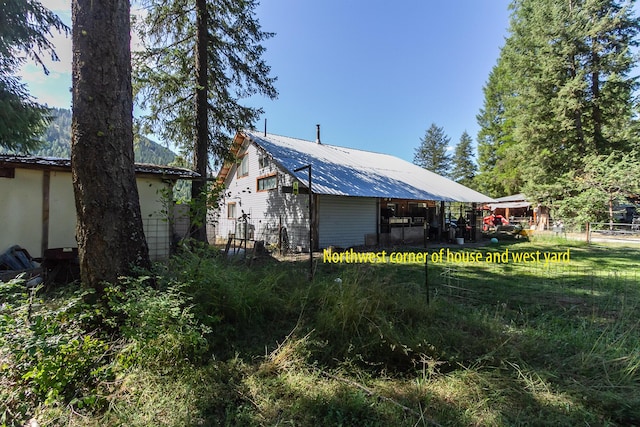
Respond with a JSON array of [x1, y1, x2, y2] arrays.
[[0, 280, 113, 425], [0, 274, 216, 425], [105, 277, 213, 369], [3, 241, 638, 426]]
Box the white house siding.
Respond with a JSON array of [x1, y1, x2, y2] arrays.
[[317, 195, 376, 248], [217, 142, 309, 249], [217, 141, 380, 250]]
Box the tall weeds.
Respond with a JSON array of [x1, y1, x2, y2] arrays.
[[2, 241, 639, 426]]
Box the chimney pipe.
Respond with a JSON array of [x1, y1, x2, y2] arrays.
[[264, 118, 267, 137], [316, 124, 321, 144]]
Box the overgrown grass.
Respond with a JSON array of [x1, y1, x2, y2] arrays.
[[1, 240, 639, 426]]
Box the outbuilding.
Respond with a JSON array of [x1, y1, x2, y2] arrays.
[[0, 155, 198, 262]]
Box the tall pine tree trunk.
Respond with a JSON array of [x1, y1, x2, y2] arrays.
[[71, 0, 151, 294], [191, 0, 209, 242]]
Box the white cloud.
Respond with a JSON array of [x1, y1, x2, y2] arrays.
[[15, 0, 72, 105], [42, 0, 71, 13], [35, 89, 72, 109], [33, 30, 72, 75], [20, 63, 72, 109], [18, 1, 148, 109]]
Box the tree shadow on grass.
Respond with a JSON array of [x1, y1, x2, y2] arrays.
[[104, 249, 640, 426]]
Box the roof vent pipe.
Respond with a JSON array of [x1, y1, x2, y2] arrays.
[[316, 124, 321, 144]]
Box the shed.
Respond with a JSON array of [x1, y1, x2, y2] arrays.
[[486, 194, 532, 219], [0, 155, 198, 261]]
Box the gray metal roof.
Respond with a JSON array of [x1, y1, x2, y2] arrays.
[[243, 131, 495, 203], [494, 193, 527, 203], [0, 155, 200, 179], [488, 194, 531, 210]]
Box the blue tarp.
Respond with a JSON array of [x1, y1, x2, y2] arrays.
[[0, 245, 37, 271]]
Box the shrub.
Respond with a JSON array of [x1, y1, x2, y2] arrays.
[[106, 277, 213, 369], [0, 279, 113, 425]]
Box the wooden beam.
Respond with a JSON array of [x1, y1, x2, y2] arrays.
[[41, 170, 50, 256]]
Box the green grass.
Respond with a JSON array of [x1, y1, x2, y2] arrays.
[[2, 240, 639, 426]]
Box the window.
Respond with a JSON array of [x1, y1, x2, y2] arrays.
[[227, 202, 237, 219], [258, 155, 269, 169], [237, 155, 249, 178], [257, 174, 277, 191], [0, 168, 15, 178]]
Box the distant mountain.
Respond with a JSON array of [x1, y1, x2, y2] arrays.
[[133, 133, 178, 166], [2, 107, 177, 166]]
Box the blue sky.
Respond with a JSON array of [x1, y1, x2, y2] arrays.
[[20, 1, 512, 163]]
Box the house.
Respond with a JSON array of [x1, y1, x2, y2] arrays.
[[0, 155, 198, 262], [213, 129, 494, 250]]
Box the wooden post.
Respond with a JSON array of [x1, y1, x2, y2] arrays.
[[294, 164, 313, 280], [586, 222, 590, 244], [278, 216, 282, 255], [41, 170, 50, 257], [425, 252, 430, 305]]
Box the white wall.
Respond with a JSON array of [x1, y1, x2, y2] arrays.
[[217, 142, 309, 249], [0, 167, 173, 261], [49, 170, 77, 249], [216, 141, 379, 250], [136, 177, 173, 260], [0, 168, 43, 257]]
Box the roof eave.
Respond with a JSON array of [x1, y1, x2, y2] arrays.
[[216, 132, 245, 184], [0, 155, 200, 179]]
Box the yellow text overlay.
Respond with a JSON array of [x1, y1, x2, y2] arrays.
[[322, 248, 571, 265]]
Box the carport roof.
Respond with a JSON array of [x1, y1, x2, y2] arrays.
[[225, 131, 495, 203]]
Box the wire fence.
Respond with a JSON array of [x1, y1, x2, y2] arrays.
[[210, 217, 310, 254], [505, 220, 640, 244], [428, 258, 639, 311], [587, 222, 640, 243], [141, 215, 199, 261], [141, 217, 172, 261], [149, 210, 640, 260]]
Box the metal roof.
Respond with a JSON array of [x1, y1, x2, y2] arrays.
[[0, 155, 200, 179], [489, 201, 531, 209], [487, 193, 531, 210], [493, 193, 528, 203], [240, 131, 495, 203]]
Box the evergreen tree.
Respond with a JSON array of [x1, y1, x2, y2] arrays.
[[413, 123, 451, 177], [133, 0, 278, 240], [476, 0, 639, 208], [2, 107, 179, 165], [72, 0, 151, 292], [0, 0, 68, 151], [450, 131, 478, 188], [475, 56, 523, 197], [36, 107, 72, 157], [553, 151, 640, 226], [518, 0, 637, 173]]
